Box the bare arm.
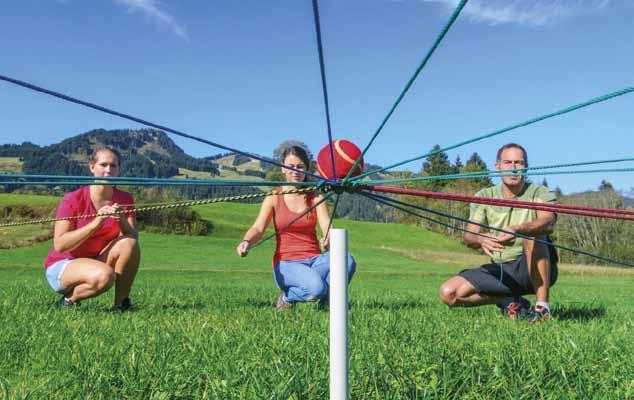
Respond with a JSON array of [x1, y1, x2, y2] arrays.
[[114, 203, 138, 238], [314, 195, 331, 250], [236, 196, 275, 257], [53, 204, 117, 253], [463, 222, 505, 258], [497, 210, 557, 244]]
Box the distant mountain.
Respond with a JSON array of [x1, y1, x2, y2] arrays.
[[0, 129, 270, 199]]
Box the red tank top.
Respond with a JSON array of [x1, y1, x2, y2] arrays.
[[273, 193, 321, 265]]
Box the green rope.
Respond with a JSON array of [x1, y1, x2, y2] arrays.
[[353, 86, 634, 181], [342, 0, 469, 183], [362, 166, 634, 186]]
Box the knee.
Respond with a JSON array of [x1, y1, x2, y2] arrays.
[[347, 254, 357, 276], [524, 238, 549, 260], [438, 283, 457, 307], [89, 268, 116, 290], [304, 279, 327, 301], [118, 236, 140, 255]]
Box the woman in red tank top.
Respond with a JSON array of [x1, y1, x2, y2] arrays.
[[43, 147, 140, 311], [236, 145, 356, 310]]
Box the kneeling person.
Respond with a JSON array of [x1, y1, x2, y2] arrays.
[[438, 143, 558, 322]]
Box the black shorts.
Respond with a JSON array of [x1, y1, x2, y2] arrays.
[[459, 253, 558, 297]]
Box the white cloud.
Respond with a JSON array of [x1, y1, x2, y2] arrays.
[[114, 0, 188, 40], [423, 0, 611, 27]]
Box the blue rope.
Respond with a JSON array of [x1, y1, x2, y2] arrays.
[[353, 86, 634, 181], [362, 191, 634, 268], [0, 74, 323, 181], [312, 0, 337, 181], [343, 0, 469, 183]]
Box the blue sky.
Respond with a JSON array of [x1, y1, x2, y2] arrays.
[[1, 0, 632, 194]]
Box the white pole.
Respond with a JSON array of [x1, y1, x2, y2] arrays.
[[329, 228, 348, 400]]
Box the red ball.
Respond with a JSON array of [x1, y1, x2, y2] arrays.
[[317, 139, 364, 180]]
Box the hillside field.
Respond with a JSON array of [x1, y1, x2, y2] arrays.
[[0, 194, 632, 399]]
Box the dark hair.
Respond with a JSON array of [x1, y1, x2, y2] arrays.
[[90, 146, 121, 167], [281, 145, 314, 218], [496, 143, 528, 166], [281, 145, 311, 182]]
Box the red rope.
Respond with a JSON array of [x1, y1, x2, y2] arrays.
[[365, 185, 634, 221]]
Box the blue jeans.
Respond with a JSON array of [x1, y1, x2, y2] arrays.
[[274, 252, 356, 303]]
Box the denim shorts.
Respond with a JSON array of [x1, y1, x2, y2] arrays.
[[45, 259, 73, 294]]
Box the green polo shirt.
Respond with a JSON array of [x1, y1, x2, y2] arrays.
[[469, 183, 557, 263]]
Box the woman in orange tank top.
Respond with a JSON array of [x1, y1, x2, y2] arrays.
[[236, 145, 356, 310]]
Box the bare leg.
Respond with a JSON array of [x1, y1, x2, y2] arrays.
[[60, 259, 116, 303], [524, 238, 550, 303], [99, 236, 140, 306], [439, 276, 507, 307]]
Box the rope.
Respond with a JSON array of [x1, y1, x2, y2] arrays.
[[0, 74, 324, 181], [364, 185, 634, 219], [353, 87, 634, 181], [0, 187, 318, 228], [361, 166, 634, 186], [311, 0, 337, 181], [326, 192, 341, 234], [361, 191, 634, 268], [0, 173, 319, 187], [248, 191, 334, 251], [342, 0, 469, 182]]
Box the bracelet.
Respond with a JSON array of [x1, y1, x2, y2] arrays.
[[241, 239, 251, 245]]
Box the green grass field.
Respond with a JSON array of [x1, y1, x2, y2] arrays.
[[0, 195, 633, 399]]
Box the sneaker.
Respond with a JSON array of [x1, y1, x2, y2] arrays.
[[317, 296, 329, 311], [499, 297, 530, 320], [527, 305, 552, 324], [113, 297, 133, 312], [57, 296, 79, 308], [276, 292, 293, 311]]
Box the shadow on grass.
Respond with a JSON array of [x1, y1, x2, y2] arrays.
[[355, 299, 434, 310], [244, 298, 275, 308], [554, 304, 606, 321]]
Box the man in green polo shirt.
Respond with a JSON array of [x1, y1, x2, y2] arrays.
[[438, 143, 558, 323]]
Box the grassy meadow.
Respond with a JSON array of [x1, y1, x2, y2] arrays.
[[0, 194, 633, 399]]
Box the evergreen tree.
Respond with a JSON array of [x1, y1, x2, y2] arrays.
[[454, 155, 463, 171], [599, 180, 614, 192], [463, 152, 492, 186]]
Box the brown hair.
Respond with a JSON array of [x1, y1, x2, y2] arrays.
[[281, 145, 311, 182], [281, 145, 314, 218], [496, 143, 528, 166], [90, 146, 121, 167]]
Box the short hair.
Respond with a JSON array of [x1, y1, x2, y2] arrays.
[[90, 146, 121, 167], [496, 143, 528, 166]]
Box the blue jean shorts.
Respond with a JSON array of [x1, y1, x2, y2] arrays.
[[45, 259, 73, 294]]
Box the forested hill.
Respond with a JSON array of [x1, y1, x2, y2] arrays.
[[0, 129, 221, 178]]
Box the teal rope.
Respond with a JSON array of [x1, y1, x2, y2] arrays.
[[360, 156, 634, 183], [362, 166, 634, 186], [353, 87, 634, 181], [342, 0, 469, 183], [0, 173, 320, 187]]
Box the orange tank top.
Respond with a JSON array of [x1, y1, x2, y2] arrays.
[[273, 193, 321, 266]]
